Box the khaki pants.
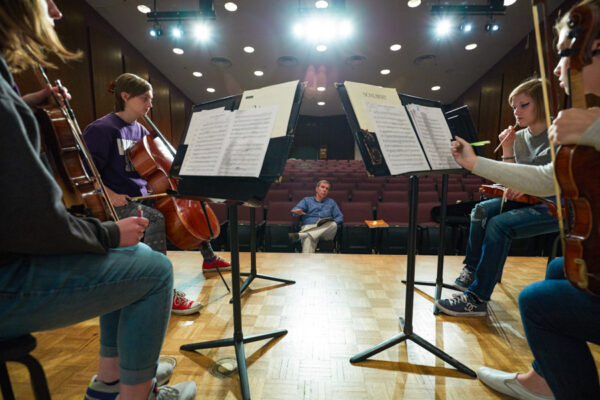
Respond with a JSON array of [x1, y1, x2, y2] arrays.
[[299, 221, 338, 253]]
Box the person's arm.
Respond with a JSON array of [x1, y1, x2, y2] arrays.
[[331, 201, 343, 224], [292, 198, 307, 216], [0, 93, 120, 256], [549, 108, 600, 149]]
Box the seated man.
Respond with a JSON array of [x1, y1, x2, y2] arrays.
[[289, 180, 343, 253]]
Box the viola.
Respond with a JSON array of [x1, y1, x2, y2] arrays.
[[553, 4, 600, 295], [479, 184, 560, 217], [35, 67, 117, 221], [128, 116, 220, 250]]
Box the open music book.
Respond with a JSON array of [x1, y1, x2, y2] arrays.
[[341, 81, 460, 175], [178, 80, 299, 178]]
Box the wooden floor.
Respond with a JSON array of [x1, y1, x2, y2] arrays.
[[6, 252, 600, 399]]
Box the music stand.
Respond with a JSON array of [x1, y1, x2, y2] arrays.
[[337, 84, 476, 377], [173, 82, 305, 399]]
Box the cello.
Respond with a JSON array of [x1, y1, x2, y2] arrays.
[[127, 113, 221, 250]]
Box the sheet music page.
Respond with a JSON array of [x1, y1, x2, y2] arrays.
[[343, 81, 402, 132], [180, 108, 232, 176], [366, 102, 429, 175], [238, 80, 299, 138], [217, 106, 278, 177], [405, 103, 460, 170]]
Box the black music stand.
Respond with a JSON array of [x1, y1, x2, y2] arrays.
[[337, 85, 476, 377], [173, 82, 305, 400]]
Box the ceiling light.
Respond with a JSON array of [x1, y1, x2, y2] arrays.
[[485, 22, 500, 32], [207, 88, 216, 93], [380, 69, 391, 75], [339, 20, 353, 38], [316, 44, 327, 52], [390, 43, 402, 51], [315, 1, 329, 8], [504, 0, 517, 5], [224, 2, 238, 12], [407, 0, 421, 8], [436, 19, 452, 37], [465, 43, 477, 50], [148, 23, 162, 38], [431, 85, 441, 91], [254, 70, 264, 76], [192, 71, 203, 77], [459, 22, 473, 32], [317, 101, 326, 106], [317, 86, 326, 92], [137, 4, 151, 14], [171, 26, 183, 39], [193, 23, 211, 41], [172, 48, 184, 55], [243, 46, 255, 53]]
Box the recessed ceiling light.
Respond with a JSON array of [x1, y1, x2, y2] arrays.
[[380, 69, 391, 75], [172, 48, 184, 55], [465, 43, 477, 50], [137, 4, 151, 13], [315, 1, 329, 8], [431, 85, 441, 91], [407, 0, 421, 8], [192, 71, 203, 77], [317, 86, 326, 92], [207, 88, 216, 93], [317, 101, 326, 106], [316, 44, 327, 52], [390, 44, 402, 51], [243, 46, 255, 53], [504, 0, 517, 5], [224, 2, 238, 12], [254, 70, 264, 76]]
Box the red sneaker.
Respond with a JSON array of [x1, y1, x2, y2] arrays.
[[202, 255, 231, 272], [171, 289, 203, 315]]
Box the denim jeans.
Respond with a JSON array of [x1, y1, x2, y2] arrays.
[[0, 243, 173, 385], [521, 258, 600, 399], [464, 198, 558, 301]]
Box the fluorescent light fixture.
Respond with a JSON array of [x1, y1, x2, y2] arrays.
[[206, 88, 216, 93], [137, 4, 151, 13], [172, 48, 184, 55], [224, 2, 238, 12], [254, 70, 264, 76], [465, 43, 477, 50], [317, 86, 326, 92], [390, 43, 402, 51], [193, 71, 203, 77], [243, 46, 255, 53], [431, 85, 441, 91], [380, 69, 391, 75]]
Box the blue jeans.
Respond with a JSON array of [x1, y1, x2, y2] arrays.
[[521, 258, 600, 399], [0, 243, 173, 385], [464, 198, 558, 301]]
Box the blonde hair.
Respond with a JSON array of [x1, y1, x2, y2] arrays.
[[508, 77, 548, 123], [0, 0, 79, 73], [109, 73, 152, 112]]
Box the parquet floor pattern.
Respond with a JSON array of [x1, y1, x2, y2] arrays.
[[5, 252, 599, 399]]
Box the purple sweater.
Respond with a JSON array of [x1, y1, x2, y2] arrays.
[[84, 113, 149, 197]]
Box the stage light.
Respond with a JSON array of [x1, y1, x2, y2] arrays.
[[315, 1, 328, 9], [436, 19, 452, 37], [193, 23, 211, 41], [316, 44, 327, 52], [485, 22, 500, 32], [171, 26, 183, 39], [459, 22, 473, 32], [293, 17, 354, 42], [148, 24, 162, 38]]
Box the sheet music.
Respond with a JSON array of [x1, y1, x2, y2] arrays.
[[405, 103, 460, 170], [217, 106, 278, 177], [344, 81, 402, 132], [366, 102, 429, 175], [180, 108, 232, 176], [238, 80, 299, 138]]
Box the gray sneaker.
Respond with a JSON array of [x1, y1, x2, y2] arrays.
[[436, 292, 487, 316], [148, 380, 197, 400], [454, 266, 475, 290]]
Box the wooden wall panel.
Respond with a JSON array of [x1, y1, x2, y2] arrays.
[[123, 51, 150, 81], [149, 73, 172, 142], [170, 89, 187, 147], [477, 70, 503, 159], [462, 83, 482, 133], [89, 27, 123, 119]]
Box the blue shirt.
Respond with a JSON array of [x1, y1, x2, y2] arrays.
[[292, 197, 343, 226]]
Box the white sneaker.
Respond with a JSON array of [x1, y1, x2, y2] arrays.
[[477, 366, 554, 400], [148, 380, 197, 400]]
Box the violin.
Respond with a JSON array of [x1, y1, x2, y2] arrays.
[[552, 4, 600, 295], [128, 115, 220, 250], [479, 184, 561, 217], [35, 66, 117, 221]]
